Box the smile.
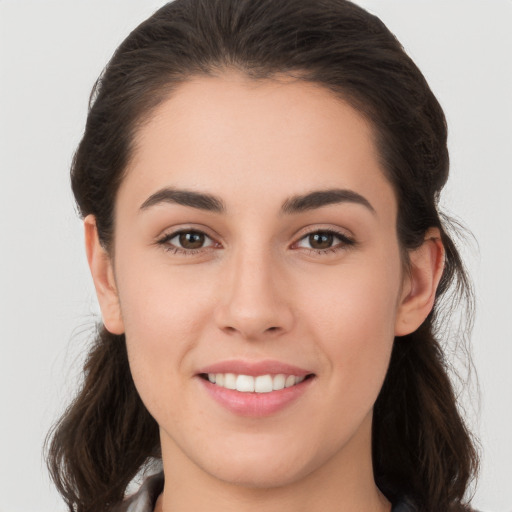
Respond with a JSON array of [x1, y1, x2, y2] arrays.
[[202, 373, 307, 393], [197, 361, 315, 416]]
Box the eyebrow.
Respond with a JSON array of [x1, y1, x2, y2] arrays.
[[139, 187, 375, 215], [281, 189, 376, 215], [140, 188, 225, 213]]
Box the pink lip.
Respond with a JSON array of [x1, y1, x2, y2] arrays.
[[196, 359, 315, 417], [199, 378, 313, 417], [197, 359, 311, 377]]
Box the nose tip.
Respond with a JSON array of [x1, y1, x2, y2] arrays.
[[217, 306, 288, 339], [214, 258, 294, 340]]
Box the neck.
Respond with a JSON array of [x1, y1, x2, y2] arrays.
[[156, 413, 391, 512]]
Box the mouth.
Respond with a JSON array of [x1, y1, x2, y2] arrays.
[[199, 372, 314, 393], [196, 360, 315, 416]]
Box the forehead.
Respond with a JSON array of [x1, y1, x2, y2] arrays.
[[121, 72, 396, 220]]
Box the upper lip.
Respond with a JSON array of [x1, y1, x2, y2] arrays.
[[197, 359, 312, 377]]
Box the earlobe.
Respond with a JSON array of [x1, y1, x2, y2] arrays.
[[84, 215, 125, 335], [395, 228, 445, 337]]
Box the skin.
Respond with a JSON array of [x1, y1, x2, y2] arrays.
[[86, 72, 444, 512]]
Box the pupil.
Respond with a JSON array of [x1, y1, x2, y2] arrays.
[[179, 231, 204, 249], [309, 232, 333, 249]]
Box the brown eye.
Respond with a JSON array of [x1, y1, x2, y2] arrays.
[[161, 229, 216, 252], [295, 229, 355, 253], [178, 231, 205, 249], [308, 232, 334, 249]]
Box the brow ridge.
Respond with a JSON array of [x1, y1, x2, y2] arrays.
[[140, 187, 225, 213], [281, 188, 375, 215], [139, 186, 374, 216]]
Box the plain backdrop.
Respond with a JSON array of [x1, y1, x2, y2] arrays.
[[0, 1, 511, 511]]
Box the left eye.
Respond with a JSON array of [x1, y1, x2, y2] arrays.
[[163, 230, 216, 250], [296, 230, 352, 250]]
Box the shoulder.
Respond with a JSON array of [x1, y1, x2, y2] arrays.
[[112, 472, 164, 512]]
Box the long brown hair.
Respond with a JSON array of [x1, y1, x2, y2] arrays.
[[46, 1, 479, 511]]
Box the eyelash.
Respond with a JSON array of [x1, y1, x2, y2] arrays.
[[294, 228, 356, 255], [156, 229, 218, 256], [156, 228, 356, 256]]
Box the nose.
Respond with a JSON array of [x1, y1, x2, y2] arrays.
[[214, 248, 294, 340]]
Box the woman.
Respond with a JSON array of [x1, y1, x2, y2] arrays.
[[46, 0, 479, 511]]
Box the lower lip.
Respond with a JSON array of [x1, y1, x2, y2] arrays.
[[199, 377, 314, 417]]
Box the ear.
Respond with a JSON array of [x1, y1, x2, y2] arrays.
[[395, 228, 445, 336], [84, 214, 125, 335]]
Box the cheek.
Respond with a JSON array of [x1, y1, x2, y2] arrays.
[[299, 255, 401, 405], [116, 243, 215, 335], [114, 257, 216, 410]]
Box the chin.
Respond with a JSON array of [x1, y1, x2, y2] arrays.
[[205, 458, 314, 489], [189, 435, 334, 490]]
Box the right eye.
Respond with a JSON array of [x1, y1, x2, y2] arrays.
[[157, 229, 218, 254]]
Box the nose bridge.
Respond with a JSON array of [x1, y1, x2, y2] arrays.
[[215, 240, 293, 339]]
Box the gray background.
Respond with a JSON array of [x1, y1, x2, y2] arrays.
[[0, 1, 510, 511]]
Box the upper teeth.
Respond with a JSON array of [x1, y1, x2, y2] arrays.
[[207, 373, 305, 393]]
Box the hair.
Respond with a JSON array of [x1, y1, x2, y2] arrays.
[[46, 1, 479, 511]]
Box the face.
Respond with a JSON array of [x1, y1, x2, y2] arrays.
[[90, 73, 431, 490]]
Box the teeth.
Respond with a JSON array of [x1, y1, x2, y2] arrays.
[[254, 375, 273, 393], [273, 374, 286, 391], [236, 374, 254, 392], [206, 373, 307, 393], [285, 375, 296, 388], [224, 373, 236, 390]]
